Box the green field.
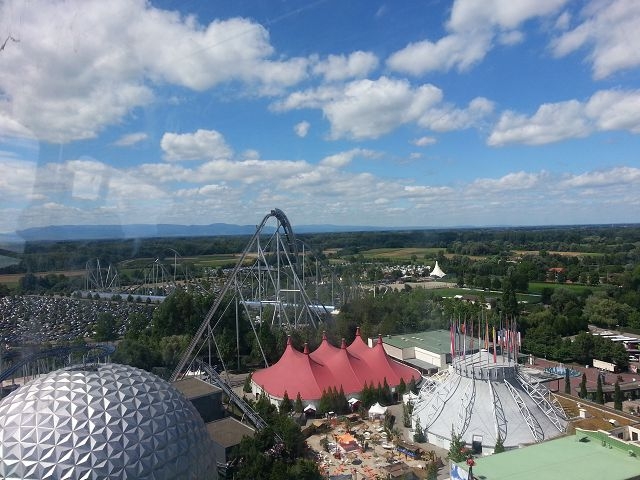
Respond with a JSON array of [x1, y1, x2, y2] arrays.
[[428, 287, 541, 304], [118, 254, 246, 271], [357, 247, 443, 261], [528, 281, 604, 295]]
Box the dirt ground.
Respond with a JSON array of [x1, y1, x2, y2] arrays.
[[304, 402, 450, 480]]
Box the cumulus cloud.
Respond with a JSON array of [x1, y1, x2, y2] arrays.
[[312, 51, 379, 81], [552, 0, 640, 79], [294, 121, 310, 138], [488, 89, 640, 146], [419, 97, 495, 131], [275, 77, 447, 139], [0, 157, 37, 200], [319, 149, 378, 168], [560, 166, 640, 188], [161, 129, 233, 161], [412, 136, 437, 147], [0, 0, 309, 143], [387, 0, 568, 75], [275, 77, 494, 140], [114, 132, 148, 147]]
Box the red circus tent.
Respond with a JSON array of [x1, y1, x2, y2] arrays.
[[251, 328, 420, 401]]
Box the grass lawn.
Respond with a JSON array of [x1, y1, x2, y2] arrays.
[[427, 286, 541, 304], [356, 247, 443, 261], [528, 281, 604, 295]]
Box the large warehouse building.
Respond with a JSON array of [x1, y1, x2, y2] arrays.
[[373, 329, 478, 373], [251, 328, 420, 405]]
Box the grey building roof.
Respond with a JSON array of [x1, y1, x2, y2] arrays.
[[206, 417, 255, 449], [173, 376, 222, 399], [413, 351, 567, 450], [0, 363, 217, 479]]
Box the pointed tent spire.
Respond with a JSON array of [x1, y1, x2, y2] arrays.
[[341, 338, 347, 349], [322, 331, 328, 341], [303, 342, 309, 354], [377, 334, 383, 345], [355, 326, 361, 337], [286, 335, 292, 346]]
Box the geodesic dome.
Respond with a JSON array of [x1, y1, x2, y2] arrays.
[[0, 363, 217, 480]]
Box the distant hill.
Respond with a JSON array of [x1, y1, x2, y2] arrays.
[[12, 222, 405, 241]]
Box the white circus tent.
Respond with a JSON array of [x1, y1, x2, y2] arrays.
[[430, 261, 446, 278]]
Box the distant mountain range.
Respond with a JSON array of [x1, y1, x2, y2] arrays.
[[6, 222, 411, 242]]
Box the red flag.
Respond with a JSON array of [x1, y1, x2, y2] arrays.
[[492, 326, 497, 364], [450, 322, 455, 360]]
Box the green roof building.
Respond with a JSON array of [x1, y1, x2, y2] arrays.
[[451, 429, 640, 480], [369, 329, 478, 372]]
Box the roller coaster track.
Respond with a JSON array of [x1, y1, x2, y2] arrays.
[[170, 209, 322, 382], [0, 344, 114, 384], [193, 360, 282, 442]]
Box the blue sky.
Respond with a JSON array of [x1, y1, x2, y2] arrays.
[[1, 0, 640, 234]]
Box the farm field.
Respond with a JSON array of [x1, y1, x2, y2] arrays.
[[528, 281, 605, 295], [356, 247, 442, 260], [512, 250, 604, 257]]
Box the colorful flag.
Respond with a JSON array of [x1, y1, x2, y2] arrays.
[[492, 326, 497, 364]]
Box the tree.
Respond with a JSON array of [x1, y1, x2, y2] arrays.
[[564, 369, 571, 394], [243, 373, 253, 393], [402, 402, 413, 428], [94, 312, 117, 341], [397, 377, 407, 397], [614, 381, 623, 411], [280, 391, 293, 414], [596, 374, 604, 404], [294, 393, 304, 414], [448, 427, 467, 462], [413, 418, 425, 443], [579, 373, 587, 398], [494, 433, 505, 454]]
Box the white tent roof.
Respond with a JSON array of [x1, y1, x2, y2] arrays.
[[402, 391, 418, 405], [430, 261, 446, 278], [348, 397, 361, 406], [368, 402, 387, 416]]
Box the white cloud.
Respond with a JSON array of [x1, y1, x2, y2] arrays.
[[161, 129, 233, 161], [418, 97, 494, 131], [498, 30, 524, 46], [114, 132, 148, 147], [552, 0, 640, 79], [0, 157, 37, 199], [488, 89, 640, 146], [488, 100, 588, 146], [312, 51, 379, 81], [276, 77, 444, 140], [294, 121, 310, 138], [0, 0, 310, 143], [412, 136, 437, 147], [585, 89, 640, 133], [275, 78, 493, 139], [319, 149, 378, 168], [560, 166, 640, 188], [387, 0, 568, 75], [387, 32, 492, 75], [469, 171, 547, 192]]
